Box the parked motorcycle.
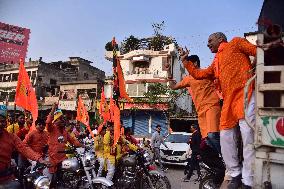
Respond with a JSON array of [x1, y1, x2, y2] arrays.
[[112, 149, 171, 189]]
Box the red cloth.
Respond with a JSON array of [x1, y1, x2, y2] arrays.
[[23, 129, 49, 154], [0, 130, 41, 183], [15, 59, 38, 126], [46, 115, 81, 173]]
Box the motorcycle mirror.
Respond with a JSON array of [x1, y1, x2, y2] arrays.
[[58, 136, 64, 143]]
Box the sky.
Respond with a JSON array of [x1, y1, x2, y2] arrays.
[[0, 0, 264, 76]]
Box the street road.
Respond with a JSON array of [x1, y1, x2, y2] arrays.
[[165, 165, 199, 189]]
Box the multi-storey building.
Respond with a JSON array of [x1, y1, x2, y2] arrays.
[[105, 43, 193, 137], [0, 57, 105, 113]]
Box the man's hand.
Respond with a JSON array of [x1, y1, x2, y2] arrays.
[[178, 47, 190, 62], [169, 80, 177, 89]]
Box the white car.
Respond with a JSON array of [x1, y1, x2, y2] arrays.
[[160, 132, 192, 166]]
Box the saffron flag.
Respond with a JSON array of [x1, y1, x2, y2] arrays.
[[117, 59, 132, 102], [113, 102, 121, 146], [109, 97, 115, 122], [112, 37, 132, 103], [15, 58, 38, 128], [76, 96, 95, 139], [99, 87, 106, 115]]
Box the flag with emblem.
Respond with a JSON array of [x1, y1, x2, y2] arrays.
[[15, 58, 38, 126]]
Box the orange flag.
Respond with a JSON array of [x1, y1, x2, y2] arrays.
[[97, 122, 104, 134], [109, 97, 115, 122], [15, 58, 38, 128], [117, 59, 132, 102], [104, 102, 110, 122], [99, 87, 106, 116], [76, 96, 95, 139], [113, 103, 121, 146]]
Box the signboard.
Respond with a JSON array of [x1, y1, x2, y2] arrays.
[[58, 99, 92, 111], [44, 97, 59, 105], [58, 100, 77, 111], [0, 22, 30, 63]]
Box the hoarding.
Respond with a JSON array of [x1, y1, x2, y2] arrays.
[[0, 22, 30, 63]]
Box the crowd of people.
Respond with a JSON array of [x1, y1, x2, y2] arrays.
[[0, 31, 281, 189], [0, 102, 142, 189]]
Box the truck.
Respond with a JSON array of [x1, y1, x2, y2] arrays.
[[245, 26, 284, 188]]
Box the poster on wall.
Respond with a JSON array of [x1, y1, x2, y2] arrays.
[[0, 22, 30, 64]]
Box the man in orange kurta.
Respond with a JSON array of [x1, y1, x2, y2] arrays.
[[170, 55, 221, 154], [0, 110, 44, 188], [24, 118, 49, 171], [46, 104, 81, 187], [180, 33, 256, 188]]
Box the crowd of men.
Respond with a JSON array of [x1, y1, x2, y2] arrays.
[[0, 102, 141, 189], [0, 31, 281, 189]]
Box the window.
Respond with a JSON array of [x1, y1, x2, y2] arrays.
[[84, 73, 89, 79], [11, 73, 18, 81], [8, 92, 16, 101], [31, 71, 37, 81], [50, 79, 57, 85], [3, 74, 10, 82], [137, 83, 146, 96], [127, 84, 137, 96], [165, 134, 189, 143]]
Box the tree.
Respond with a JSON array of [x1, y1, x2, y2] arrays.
[[105, 41, 119, 51], [120, 35, 140, 54], [149, 21, 178, 51], [134, 83, 188, 116]]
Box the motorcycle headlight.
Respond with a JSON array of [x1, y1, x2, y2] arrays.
[[85, 153, 95, 166], [143, 151, 152, 163], [34, 176, 50, 189]]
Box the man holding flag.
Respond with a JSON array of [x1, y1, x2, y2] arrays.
[[46, 103, 81, 187]]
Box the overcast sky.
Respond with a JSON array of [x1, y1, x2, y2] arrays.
[[0, 0, 263, 75]]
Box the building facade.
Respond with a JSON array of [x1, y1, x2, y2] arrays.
[[0, 57, 105, 113], [105, 43, 192, 137]]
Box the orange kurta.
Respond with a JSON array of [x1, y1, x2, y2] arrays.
[[179, 75, 221, 137], [46, 115, 81, 173], [183, 37, 256, 130], [23, 129, 49, 154]]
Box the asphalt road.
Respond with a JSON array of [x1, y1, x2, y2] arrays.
[[164, 165, 199, 189]]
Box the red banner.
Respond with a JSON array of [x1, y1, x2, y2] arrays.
[[0, 22, 30, 64]]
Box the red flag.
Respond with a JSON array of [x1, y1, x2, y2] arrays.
[[76, 96, 95, 139], [15, 58, 38, 127]]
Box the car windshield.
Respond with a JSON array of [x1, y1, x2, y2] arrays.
[[165, 134, 189, 143]]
